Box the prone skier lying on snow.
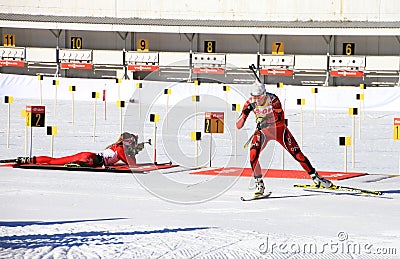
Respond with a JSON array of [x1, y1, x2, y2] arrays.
[[16, 132, 149, 167]]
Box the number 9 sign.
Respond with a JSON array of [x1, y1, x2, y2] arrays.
[[137, 39, 149, 52]]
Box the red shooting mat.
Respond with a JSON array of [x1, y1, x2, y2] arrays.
[[191, 167, 367, 180], [6, 162, 177, 173]]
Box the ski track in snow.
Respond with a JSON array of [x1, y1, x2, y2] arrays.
[[1, 224, 398, 258]]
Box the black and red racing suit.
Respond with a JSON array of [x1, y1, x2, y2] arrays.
[[236, 92, 315, 178]]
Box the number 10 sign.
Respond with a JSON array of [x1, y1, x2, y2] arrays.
[[204, 112, 224, 134]]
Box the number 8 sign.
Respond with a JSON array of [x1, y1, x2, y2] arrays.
[[204, 41, 216, 53]]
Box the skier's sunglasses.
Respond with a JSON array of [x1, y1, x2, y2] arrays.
[[251, 95, 264, 100]]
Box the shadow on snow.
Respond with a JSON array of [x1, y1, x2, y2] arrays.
[[0, 218, 128, 228], [0, 224, 211, 249]]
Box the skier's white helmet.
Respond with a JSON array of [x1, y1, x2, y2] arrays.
[[250, 81, 266, 96]]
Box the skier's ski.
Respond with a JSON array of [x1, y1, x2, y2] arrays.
[[0, 158, 18, 163], [294, 184, 382, 196], [241, 192, 272, 201]]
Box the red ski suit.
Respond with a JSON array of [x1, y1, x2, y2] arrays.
[[236, 92, 315, 178], [34, 143, 136, 166]]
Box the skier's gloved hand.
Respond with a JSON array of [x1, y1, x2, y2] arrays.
[[137, 143, 144, 152], [257, 121, 272, 130], [125, 146, 137, 157], [243, 102, 256, 115], [256, 116, 273, 130]]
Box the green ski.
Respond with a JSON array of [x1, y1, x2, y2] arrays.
[[294, 184, 382, 196]]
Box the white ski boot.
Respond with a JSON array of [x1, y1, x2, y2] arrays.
[[310, 171, 333, 188], [255, 178, 265, 196]]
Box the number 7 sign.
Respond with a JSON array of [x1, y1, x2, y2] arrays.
[[272, 42, 284, 55]]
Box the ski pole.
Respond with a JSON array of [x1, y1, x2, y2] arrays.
[[249, 64, 261, 83], [139, 139, 152, 146], [243, 130, 256, 149]]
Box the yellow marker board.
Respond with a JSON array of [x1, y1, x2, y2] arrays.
[[137, 39, 149, 52], [150, 113, 160, 122], [204, 112, 224, 134], [394, 118, 400, 140], [272, 42, 284, 54], [191, 132, 201, 141], [339, 136, 352, 146]]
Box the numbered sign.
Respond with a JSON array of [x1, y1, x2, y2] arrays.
[[204, 41, 216, 53], [343, 43, 355, 56], [272, 42, 284, 54], [71, 37, 82, 49], [3, 34, 16, 47], [26, 106, 45, 127], [204, 112, 224, 134], [137, 39, 149, 52], [394, 118, 400, 140]]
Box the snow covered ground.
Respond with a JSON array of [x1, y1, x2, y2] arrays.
[[1, 75, 400, 258]]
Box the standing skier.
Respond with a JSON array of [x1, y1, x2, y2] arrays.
[[236, 82, 332, 197], [17, 132, 146, 167]]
